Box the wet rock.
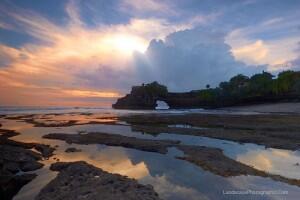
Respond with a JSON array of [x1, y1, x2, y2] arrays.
[[121, 113, 300, 151], [0, 129, 55, 158], [33, 144, 55, 158], [176, 145, 300, 187], [0, 145, 42, 165], [65, 147, 82, 153], [4, 162, 20, 173], [21, 161, 44, 172], [0, 173, 36, 200], [36, 161, 161, 200], [0, 128, 54, 199], [7, 114, 117, 128], [26, 119, 79, 127], [5, 114, 35, 120], [43, 131, 300, 188], [52, 158, 60, 162], [0, 129, 20, 138], [44, 132, 180, 154], [0, 144, 42, 199]]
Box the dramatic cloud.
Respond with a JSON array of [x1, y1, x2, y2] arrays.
[[231, 40, 269, 65], [227, 14, 300, 69], [133, 28, 264, 91], [0, 0, 299, 106], [0, 1, 195, 106]]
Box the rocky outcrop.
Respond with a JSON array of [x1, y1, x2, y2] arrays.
[[65, 147, 82, 153], [43, 131, 300, 187], [113, 82, 166, 109], [112, 82, 201, 109], [0, 129, 55, 158], [114, 89, 300, 109], [44, 132, 180, 154], [112, 93, 157, 109], [120, 113, 300, 151], [177, 145, 300, 186], [113, 81, 300, 110], [36, 161, 161, 200], [0, 129, 51, 200]]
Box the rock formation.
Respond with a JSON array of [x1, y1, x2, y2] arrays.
[[112, 82, 202, 109]]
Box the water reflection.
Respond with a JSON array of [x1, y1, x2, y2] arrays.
[[237, 149, 300, 179], [54, 145, 150, 179], [1, 115, 299, 200], [32, 113, 118, 125], [4, 118, 300, 180]]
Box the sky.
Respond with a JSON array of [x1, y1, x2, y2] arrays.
[[0, 0, 300, 107]]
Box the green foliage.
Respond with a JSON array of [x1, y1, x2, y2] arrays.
[[144, 81, 168, 97], [293, 79, 300, 94], [139, 70, 300, 106], [198, 89, 218, 102], [229, 74, 250, 87], [248, 71, 273, 96], [205, 70, 300, 104], [275, 71, 300, 93]]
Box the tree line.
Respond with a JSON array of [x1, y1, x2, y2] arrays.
[[197, 70, 300, 103]]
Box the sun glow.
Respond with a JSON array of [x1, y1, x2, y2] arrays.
[[106, 34, 148, 55], [64, 89, 121, 98]]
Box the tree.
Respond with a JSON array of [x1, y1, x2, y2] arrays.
[[206, 84, 210, 89], [292, 79, 300, 94], [249, 71, 273, 96], [276, 71, 300, 94], [229, 74, 249, 88], [144, 81, 168, 97], [219, 81, 230, 90], [218, 81, 232, 99], [198, 89, 218, 102]]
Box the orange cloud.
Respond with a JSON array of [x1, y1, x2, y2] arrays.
[[63, 89, 121, 98], [232, 40, 269, 65], [0, 0, 208, 106]]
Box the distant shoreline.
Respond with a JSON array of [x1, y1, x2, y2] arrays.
[[113, 71, 300, 110], [222, 102, 300, 114]]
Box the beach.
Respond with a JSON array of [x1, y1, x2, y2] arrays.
[[1, 104, 300, 200]]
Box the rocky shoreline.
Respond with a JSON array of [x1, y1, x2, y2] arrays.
[[112, 81, 300, 110], [35, 161, 161, 200], [177, 145, 300, 186], [4, 114, 118, 127], [0, 129, 54, 199], [3, 111, 300, 199], [44, 132, 180, 154], [43, 131, 300, 187], [120, 113, 300, 150]]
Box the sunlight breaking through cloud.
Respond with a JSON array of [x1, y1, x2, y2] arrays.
[[0, 0, 299, 106]]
